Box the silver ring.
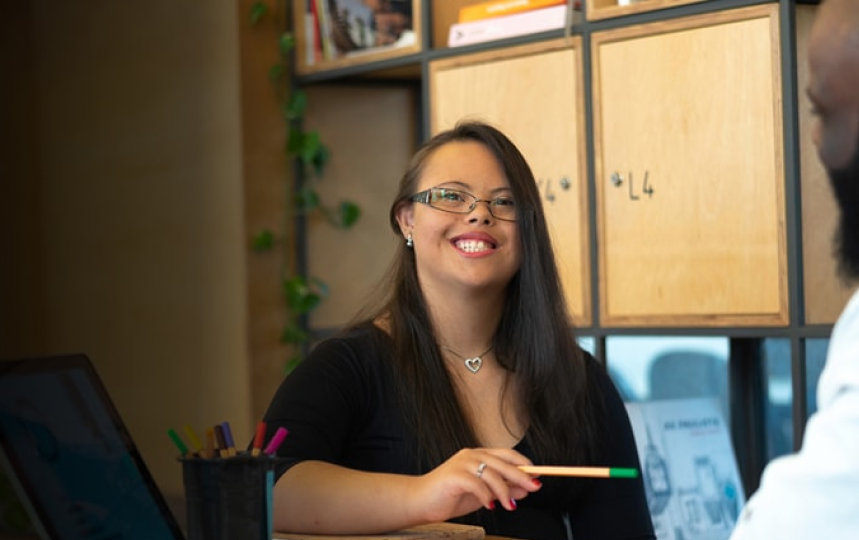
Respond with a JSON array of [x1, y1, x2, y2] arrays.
[[476, 462, 487, 478]]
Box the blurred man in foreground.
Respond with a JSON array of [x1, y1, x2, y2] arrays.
[[730, 0, 859, 538]]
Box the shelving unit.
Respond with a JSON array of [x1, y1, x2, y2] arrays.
[[292, 0, 422, 75], [287, 0, 851, 494]]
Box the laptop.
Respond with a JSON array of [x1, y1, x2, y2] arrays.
[[0, 354, 185, 539]]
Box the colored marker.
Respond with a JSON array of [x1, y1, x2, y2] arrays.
[[518, 465, 639, 478], [203, 426, 216, 459], [214, 424, 228, 458], [183, 424, 203, 455], [167, 428, 189, 457], [220, 421, 237, 457], [251, 421, 267, 457], [263, 427, 288, 456]]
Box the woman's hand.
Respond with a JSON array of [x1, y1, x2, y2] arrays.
[[408, 447, 543, 523]]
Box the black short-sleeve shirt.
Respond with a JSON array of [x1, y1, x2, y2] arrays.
[[263, 324, 655, 540]]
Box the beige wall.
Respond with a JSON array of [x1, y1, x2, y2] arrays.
[[0, 2, 44, 353], [1, 0, 254, 510]]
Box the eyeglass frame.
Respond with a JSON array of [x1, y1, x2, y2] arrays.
[[408, 186, 518, 222]]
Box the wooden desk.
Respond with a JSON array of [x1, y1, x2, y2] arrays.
[[274, 522, 521, 539]]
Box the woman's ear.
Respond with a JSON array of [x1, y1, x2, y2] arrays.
[[394, 201, 414, 239]]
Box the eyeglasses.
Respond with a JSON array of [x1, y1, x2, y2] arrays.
[[409, 187, 517, 222]]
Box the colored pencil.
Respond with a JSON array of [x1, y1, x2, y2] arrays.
[[263, 426, 288, 456], [183, 424, 203, 455], [518, 465, 639, 478], [202, 427, 216, 459], [213, 424, 228, 458], [167, 428, 189, 457], [251, 421, 267, 457], [220, 421, 237, 457]]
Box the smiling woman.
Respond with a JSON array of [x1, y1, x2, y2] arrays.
[[260, 121, 655, 540]]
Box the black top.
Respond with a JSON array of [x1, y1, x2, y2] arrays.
[[263, 324, 655, 540]]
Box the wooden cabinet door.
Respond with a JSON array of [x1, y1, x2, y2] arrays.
[[592, 4, 787, 326], [430, 39, 591, 326]]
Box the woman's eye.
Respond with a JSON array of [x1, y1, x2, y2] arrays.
[[494, 197, 515, 207], [439, 190, 463, 201]]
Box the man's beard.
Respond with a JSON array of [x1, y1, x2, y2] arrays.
[[827, 136, 859, 282]]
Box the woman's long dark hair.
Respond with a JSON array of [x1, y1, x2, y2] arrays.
[[354, 121, 604, 468]]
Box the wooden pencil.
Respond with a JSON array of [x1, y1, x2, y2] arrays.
[[519, 465, 639, 478]]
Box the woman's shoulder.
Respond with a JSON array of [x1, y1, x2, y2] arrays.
[[299, 322, 392, 376], [314, 321, 383, 350], [578, 348, 613, 387]]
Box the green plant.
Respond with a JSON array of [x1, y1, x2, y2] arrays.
[[250, 1, 361, 373]]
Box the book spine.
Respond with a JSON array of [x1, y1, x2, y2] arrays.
[[314, 0, 335, 60], [458, 0, 566, 23], [304, 13, 316, 65], [448, 5, 568, 48], [309, 0, 323, 63]]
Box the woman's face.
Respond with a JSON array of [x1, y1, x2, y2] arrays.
[[396, 140, 522, 299]]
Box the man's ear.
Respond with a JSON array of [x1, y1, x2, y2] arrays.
[[394, 201, 414, 238]]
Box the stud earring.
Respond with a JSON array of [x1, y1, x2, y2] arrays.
[[406, 233, 414, 248]]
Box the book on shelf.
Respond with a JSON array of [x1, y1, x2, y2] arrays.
[[310, 0, 415, 61], [304, 1, 321, 65], [458, 0, 567, 23], [448, 4, 576, 48], [314, 0, 335, 60]]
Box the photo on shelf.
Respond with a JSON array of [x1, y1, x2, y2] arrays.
[[323, 0, 415, 58]]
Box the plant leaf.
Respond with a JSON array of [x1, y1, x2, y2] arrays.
[[283, 275, 325, 314], [299, 131, 321, 165], [268, 63, 284, 83], [296, 187, 320, 212], [280, 323, 308, 345], [249, 1, 267, 24], [279, 33, 296, 55], [287, 126, 304, 155], [338, 201, 361, 228], [251, 229, 275, 252], [311, 143, 330, 177], [285, 90, 308, 120]]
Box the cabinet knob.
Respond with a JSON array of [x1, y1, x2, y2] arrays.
[[610, 171, 623, 187]]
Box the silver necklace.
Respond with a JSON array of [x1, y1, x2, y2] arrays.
[[442, 345, 493, 374]]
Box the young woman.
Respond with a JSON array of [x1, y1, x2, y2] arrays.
[[262, 121, 654, 540]]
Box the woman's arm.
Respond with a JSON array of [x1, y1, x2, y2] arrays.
[[273, 448, 541, 534]]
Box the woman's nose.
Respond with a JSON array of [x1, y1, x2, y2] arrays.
[[468, 200, 494, 223]]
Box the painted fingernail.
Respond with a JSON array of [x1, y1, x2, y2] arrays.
[[487, 500, 496, 510], [509, 498, 518, 510], [532, 479, 542, 488]]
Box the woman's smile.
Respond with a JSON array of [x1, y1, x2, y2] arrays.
[[452, 232, 498, 256]]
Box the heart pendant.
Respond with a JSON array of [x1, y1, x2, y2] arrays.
[[464, 357, 482, 374]]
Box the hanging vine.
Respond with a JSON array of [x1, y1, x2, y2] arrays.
[[250, 1, 360, 372]]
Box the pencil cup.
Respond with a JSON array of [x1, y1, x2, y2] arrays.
[[181, 456, 280, 540]]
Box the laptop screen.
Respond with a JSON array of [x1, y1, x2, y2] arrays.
[[0, 354, 184, 540]]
